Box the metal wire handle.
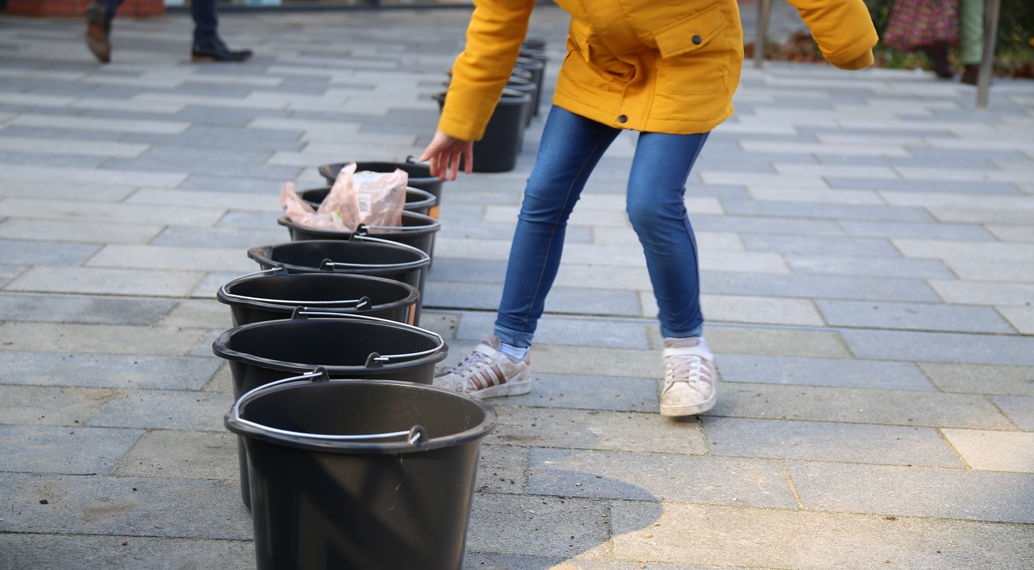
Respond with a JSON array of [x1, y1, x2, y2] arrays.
[[220, 267, 371, 308], [232, 369, 426, 444], [314, 234, 430, 270], [357, 221, 440, 233], [291, 309, 444, 365]]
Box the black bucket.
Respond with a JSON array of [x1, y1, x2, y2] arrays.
[[216, 268, 420, 327], [522, 37, 547, 51], [514, 56, 544, 120], [506, 76, 537, 127], [434, 89, 531, 173], [298, 186, 437, 217], [247, 237, 430, 324], [278, 210, 440, 260], [213, 312, 448, 509], [318, 161, 444, 220], [225, 372, 497, 570]]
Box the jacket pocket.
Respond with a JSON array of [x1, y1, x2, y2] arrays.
[[652, 3, 728, 59]]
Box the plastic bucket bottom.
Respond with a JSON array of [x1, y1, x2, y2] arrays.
[[318, 161, 444, 220], [217, 269, 420, 327], [225, 376, 497, 570], [246, 238, 430, 325], [277, 210, 440, 260], [213, 314, 447, 509]]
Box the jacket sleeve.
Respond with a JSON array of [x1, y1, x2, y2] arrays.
[[438, 0, 536, 141], [784, 0, 879, 70]]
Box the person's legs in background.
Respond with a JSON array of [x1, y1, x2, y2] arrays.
[[190, 0, 253, 63], [626, 130, 716, 416], [959, 0, 984, 85], [434, 107, 621, 399], [85, 0, 122, 63]]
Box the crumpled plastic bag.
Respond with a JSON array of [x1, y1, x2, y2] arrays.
[[280, 162, 407, 233]]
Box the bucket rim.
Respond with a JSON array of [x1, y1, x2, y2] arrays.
[[216, 268, 420, 311], [298, 185, 437, 211], [277, 211, 441, 238], [224, 375, 498, 454], [317, 161, 442, 187], [247, 238, 430, 274], [212, 313, 447, 371]]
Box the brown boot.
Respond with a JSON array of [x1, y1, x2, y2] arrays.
[[961, 64, 980, 86], [923, 46, 954, 79], [85, 2, 112, 64]]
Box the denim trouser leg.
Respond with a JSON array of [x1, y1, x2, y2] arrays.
[[494, 106, 710, 347], [627, 130, 710, 339], [98, 0, 123, 15], [494, 107, 621, 348], [191, 0, 219, 45]]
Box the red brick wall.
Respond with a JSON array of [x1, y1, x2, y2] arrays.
[[6, 0, 165, 18]]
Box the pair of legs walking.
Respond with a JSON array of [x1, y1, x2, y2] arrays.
[[436, 107, 717, 416], [86, 0, 250, 64]]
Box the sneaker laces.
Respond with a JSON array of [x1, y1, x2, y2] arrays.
[[666, 354, 711, 387], [444, 349, 492, 377]]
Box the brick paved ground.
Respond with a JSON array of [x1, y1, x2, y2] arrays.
[[1, 5, 1033, 569]]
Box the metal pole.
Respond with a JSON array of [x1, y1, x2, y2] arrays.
[[975, 0, 1002, 109], [754, 0, 772, 69]]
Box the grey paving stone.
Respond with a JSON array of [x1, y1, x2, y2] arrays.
[[0, 293, 174, 326], [701, 417, 963, 467], [173, 106, 289, 126], [941, 429, 1034, 473], [437, 203, 486, 221], [87, 390, 234, 432], [488, 406, 707, 455], [0, 218, 164, 245], [0, 385, 120, 426], [992, 396, 1034, 431], [826, 177, 1023, 194], [159, 299, 234, 330], [499, 373, 659, 413], [818, 300, 1016, 334], [0, 534, 254, 570], [190, 330, 224, 357], [706, 326, 853, 358], [466, 493, 616, 559], [180, 175, 283, 194], [111, 430, 238, 481], [0, 126, 126, 141], [428, 258, 508, 283], [692, 216, 844, 236], [462, 557, 738, 570], [787, 461, 1034, 523], [215, 210, 282, 229], [609, 501, 1034, 569], [842, 330, 1034, 366], [919, 362, 1034, 397], [476, 443, 531, 495], [0, 322, 209, 356], [124, 127, 305, 152], [456, 311, 650, 349], [0, 425, 143, 475], [839, 220, 995, 240], [701, 272, 940, 302], [150, 227, 286, 249], [103, 146, 299, 180], [784, 253, 955, 279], [717, 354, 935, 391], [529, 448, 798, 508], [709, 382, 1013, 429], [0, 351, 220, 390], [742, 234, 901, 257], [425, 281, 642, 317], [0, 240, 100, 266], [684, 185, 752, 200], [0, 473, 251, 539], [0, 264, 25, 288], [721, 198, 933, 221]]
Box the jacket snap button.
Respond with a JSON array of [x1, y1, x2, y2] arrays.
[[692, 35, 702, 45], [618, 115, 627, 123]]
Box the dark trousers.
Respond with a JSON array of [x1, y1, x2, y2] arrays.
[[99, 0, 218, 44]]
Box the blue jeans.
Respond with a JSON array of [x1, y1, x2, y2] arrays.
[[495, 106, 709, 348], [100, 0, 218, 44]]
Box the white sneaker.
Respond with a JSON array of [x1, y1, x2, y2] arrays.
[[659, 337, 716, 417], [434, 334, 531, 399]]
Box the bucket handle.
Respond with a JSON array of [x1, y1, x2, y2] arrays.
[[357, 222, 440, 234], [290, 308, 445, 366], [232, 368, 427, 444], [220, 267, 373, 308], [315, 235, 430, 271]]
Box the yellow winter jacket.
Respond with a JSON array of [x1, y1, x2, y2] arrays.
[[439, 0, 878, 140]]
